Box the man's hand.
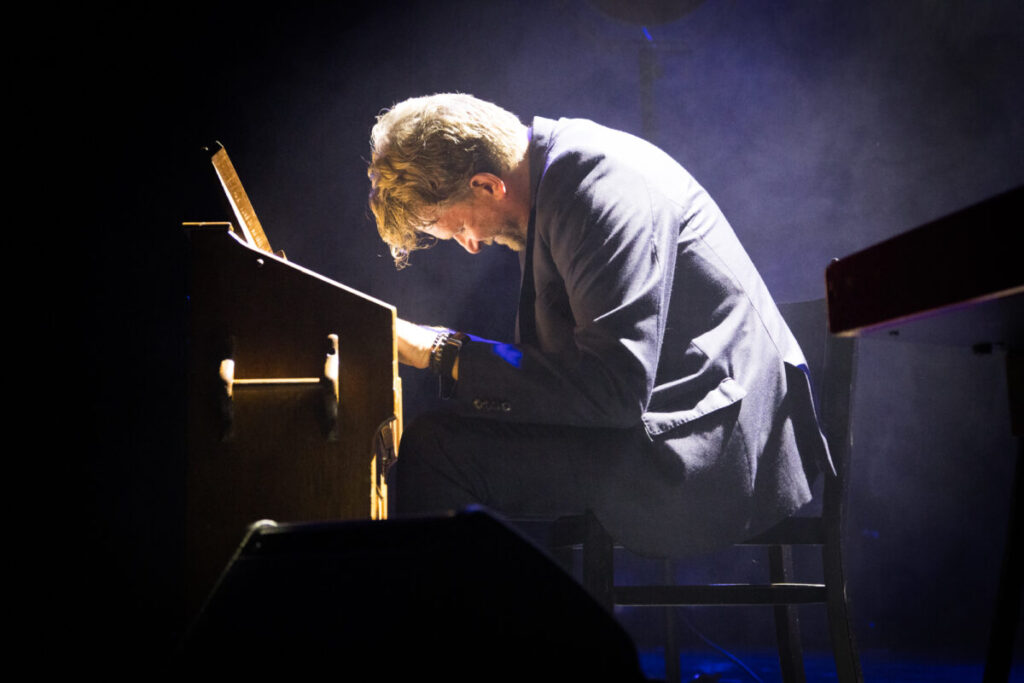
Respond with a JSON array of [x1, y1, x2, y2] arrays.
[[396, 318, 436, 369], [395, 318, 459, 380]]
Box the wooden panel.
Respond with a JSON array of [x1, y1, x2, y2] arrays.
[[184, 224, 399, 613]]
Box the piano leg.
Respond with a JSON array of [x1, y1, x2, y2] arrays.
[[983, 351, 1023, 683]]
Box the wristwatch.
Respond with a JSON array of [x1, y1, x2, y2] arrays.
[[429, 330, 468, 399]]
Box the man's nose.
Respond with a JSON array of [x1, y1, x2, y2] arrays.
[[455, 232, 480, 254]]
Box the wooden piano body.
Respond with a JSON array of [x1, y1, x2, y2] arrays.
[[825, 185, 1022, 683], [825, 185, 1023, 351], [184, 222, 401, 612]]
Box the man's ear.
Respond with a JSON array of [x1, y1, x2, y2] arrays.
[[469, 172, 507, 199]]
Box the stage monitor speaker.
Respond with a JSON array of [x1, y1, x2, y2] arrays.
[[181, 507, 645, 680]]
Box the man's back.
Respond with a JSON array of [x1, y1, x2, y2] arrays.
[[368, 95, 827, 558]]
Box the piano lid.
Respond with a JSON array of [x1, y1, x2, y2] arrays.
[[826, 186, 1023, 349]]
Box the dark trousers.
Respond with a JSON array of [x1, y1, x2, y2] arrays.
[[388, 412, 651, 519], [388, 408, 753, 558]]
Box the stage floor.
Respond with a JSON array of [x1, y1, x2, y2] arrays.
[[637, 649, 1022, 682]]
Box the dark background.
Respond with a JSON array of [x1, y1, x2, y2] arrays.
[[55, 0, 1021, 670]]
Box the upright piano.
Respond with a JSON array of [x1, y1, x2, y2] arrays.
[[183, 146, 402, 615]]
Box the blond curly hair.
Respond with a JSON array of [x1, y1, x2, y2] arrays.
[[367, 93, 527, 267]]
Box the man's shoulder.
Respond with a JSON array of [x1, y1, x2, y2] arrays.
[[531, 116, 697, 220], [535, 116, 647, 160]]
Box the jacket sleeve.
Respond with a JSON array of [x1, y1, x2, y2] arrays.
[[450, 150, 682, 428]]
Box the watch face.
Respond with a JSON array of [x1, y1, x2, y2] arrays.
[[429, 332, 448, 374]]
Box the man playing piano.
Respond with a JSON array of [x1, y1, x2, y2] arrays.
[[367, 93, 828, 556]]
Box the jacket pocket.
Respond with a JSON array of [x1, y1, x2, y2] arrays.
[[642, 376, 747, 437]]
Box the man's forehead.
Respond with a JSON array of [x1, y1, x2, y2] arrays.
[[418, 203, 465, 236], [414, 214, 448, 240], [418, 223, 442, 238], [420, 220, 457, 240], [408, 206, 440, 231]]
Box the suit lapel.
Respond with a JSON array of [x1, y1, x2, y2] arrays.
[[515, 205, 538, 345]]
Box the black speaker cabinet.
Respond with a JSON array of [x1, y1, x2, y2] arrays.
[[182, 507, 645, 680]]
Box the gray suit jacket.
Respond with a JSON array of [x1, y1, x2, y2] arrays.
[[453, 117, 829, 554]]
